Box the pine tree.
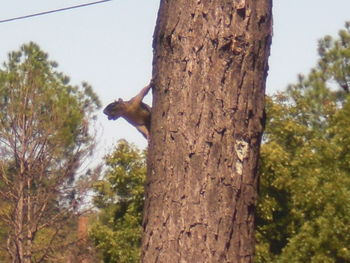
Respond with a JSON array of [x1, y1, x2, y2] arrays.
[[142, 1, 272, 262], [0, 42, 101, 262]]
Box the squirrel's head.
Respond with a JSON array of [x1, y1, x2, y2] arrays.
[[103, 98, 125, 120]]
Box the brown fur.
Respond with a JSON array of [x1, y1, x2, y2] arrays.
[[103, 84, 152, 139]]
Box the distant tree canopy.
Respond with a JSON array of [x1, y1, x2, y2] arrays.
[[0, 42, 101, 262], [90, 140, 146, 263], [256, 22, 350, 263]]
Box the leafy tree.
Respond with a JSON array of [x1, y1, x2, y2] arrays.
[[256, 22, 350, 263], [90, 140, 146, 263], [0, 42, 101, 262]]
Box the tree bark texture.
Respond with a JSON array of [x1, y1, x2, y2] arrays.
[[142, 0, 272, 262]]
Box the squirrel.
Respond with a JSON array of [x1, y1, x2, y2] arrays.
[[103, 83, 152, 139]]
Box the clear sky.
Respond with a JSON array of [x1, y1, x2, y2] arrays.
[[1, 0, 350, 162]]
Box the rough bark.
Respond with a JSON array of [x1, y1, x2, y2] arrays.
[[142, 0, 272, 262]]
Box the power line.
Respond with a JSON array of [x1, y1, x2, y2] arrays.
[[0, 0, 112, 24]]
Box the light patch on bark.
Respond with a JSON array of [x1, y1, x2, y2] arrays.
[[234, 140, 249, 175], [235, 0, 246, 9]]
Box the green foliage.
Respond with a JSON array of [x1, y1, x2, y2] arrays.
[[0, 42, 101, 160], [256, 22, 350, 262], [90, 140, 146, 263], [318, 21, 350, 93]]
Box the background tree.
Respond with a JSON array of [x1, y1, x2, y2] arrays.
[[142, 0, 272, 262], [0, 42, 101, 262], [90, 140, 146, 263], [256, 22, 350, 263], [318, 21, 350, 93], [0, 197, 9, 261]]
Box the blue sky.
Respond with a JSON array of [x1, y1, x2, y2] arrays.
[[1, 0, 349, 161]]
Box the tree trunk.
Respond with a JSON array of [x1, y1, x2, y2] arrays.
[[15, 180, 24, 263], [142, 0, 272, 262]]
